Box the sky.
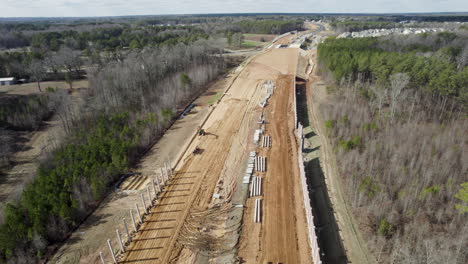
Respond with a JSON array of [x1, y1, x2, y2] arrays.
[[0, 0, 467, 17]]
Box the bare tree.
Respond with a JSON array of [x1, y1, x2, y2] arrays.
[[390, 73, 410, 122], [231, 33, 244, 48], [44, 53, 61, 77], [457, 44, 468, 70], [370, 85, 387, 116], [27, 59, 47, 92], [54, 47, 83, 91]]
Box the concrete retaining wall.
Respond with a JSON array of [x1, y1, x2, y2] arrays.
[[293, 79, 322, 264]]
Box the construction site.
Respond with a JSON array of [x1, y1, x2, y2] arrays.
[[112, 35, 318, 263], [2, 9, 465, 264], [51, 24, 345, 264]]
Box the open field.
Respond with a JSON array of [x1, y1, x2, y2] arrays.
[[242, 39, 269, 49], [243, 33, 277, 42], [0, 80, 88, 95], [242, 34, 277, 48]]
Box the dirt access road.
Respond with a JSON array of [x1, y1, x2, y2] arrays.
[[121, 47, 312, 264]]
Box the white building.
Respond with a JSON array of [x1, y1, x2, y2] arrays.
[[0, 77, 16, 86]]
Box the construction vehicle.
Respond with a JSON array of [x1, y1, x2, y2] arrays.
[[198, 126, 206, 136]]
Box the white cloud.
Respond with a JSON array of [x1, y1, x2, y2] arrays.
[[0, 0, 466, 17]]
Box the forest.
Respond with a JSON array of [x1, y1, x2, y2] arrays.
[[318, 32, 468, 103], [318, 32, 467, 263], [235, 20, 304, 34], [0, 25, 210, 80], [0, 36, 225, 262], [0, 16, 305, 82], [0, 16, 305, 51]]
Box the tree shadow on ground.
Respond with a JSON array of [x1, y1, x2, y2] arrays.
[[304, 146, 320, 153], [296, 81, 348, 263], [305, 157, 348, 264], [305, 130, 316, 138], [296, 82, 310, 127]]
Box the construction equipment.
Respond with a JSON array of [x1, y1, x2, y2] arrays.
[[198, 126, 206, 136]]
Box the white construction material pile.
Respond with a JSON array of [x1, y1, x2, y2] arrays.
[[262, 135, 271, 148], [259, 80, 276, 108], [253, 129, 262, 144], [254, 198, 262, 223], [255, 156, 267, 172], [243, 151, 257, 184], [249, 176, 263, 197]]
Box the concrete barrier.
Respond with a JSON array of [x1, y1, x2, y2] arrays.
[[294, 80, 323, 264]]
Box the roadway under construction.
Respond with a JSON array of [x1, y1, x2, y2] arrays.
[[99, 33, 322, 264]]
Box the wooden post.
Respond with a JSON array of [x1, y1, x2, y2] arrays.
[[160, 168, 165, 185], [107, 239, 117, 264], [99, 251, 106, 264], [135, 203, 142, 223], [164, 162, 169, 180], [116, 229, 124, 253], [167, 158, 173, 176], [146, 185, 152, 206], [130, 210, 137, 232], [123, 218, 130, 240], [154, 174, 161, 192], [152, 179, 158, 200], [141, 193, 148, 214]]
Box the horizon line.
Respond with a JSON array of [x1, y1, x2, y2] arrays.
[[1, 11, 468, 19]]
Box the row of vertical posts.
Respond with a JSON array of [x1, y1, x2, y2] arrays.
[[99, 160, 173, 264]]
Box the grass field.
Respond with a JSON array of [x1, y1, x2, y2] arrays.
[[243, 33, 277, 42], [242, 39, 270, 49], [0, 80, 89, 95]]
